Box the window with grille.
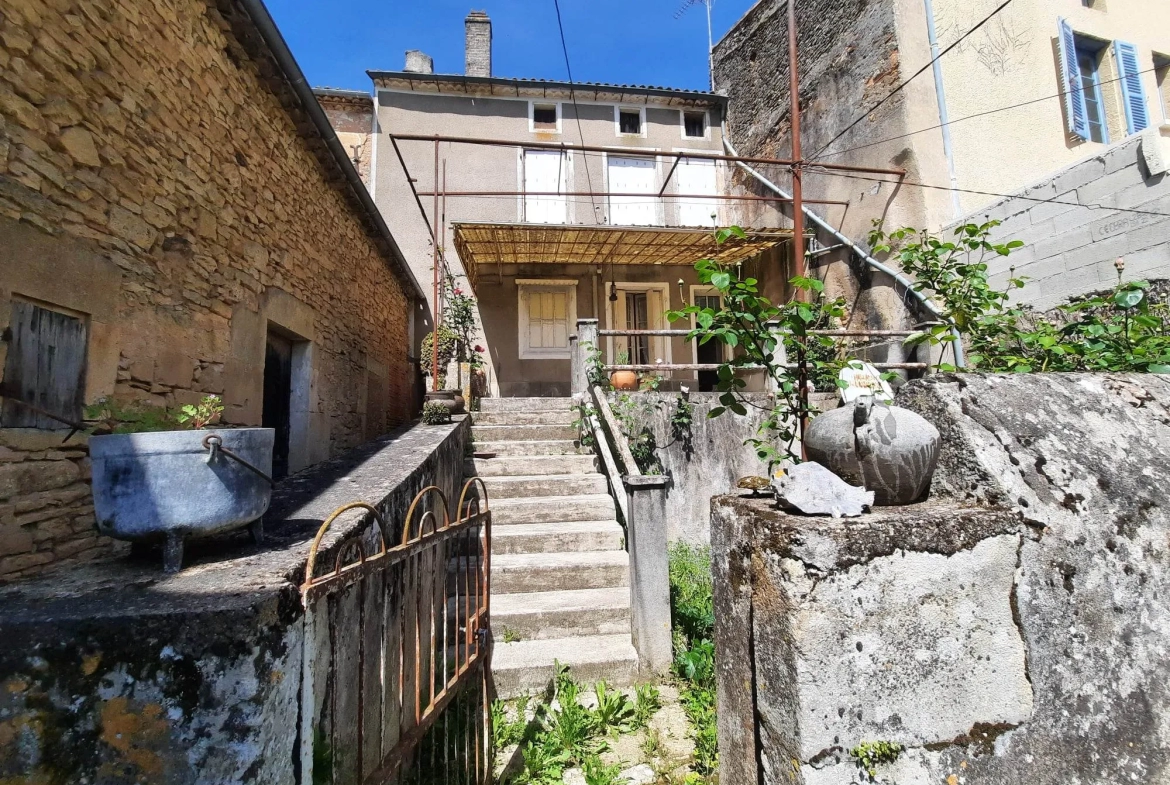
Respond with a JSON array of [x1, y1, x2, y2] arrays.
[[618, 109, 642, 135], [683, 111, 706, 138]]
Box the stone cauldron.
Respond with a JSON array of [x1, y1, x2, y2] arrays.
[[804, 397, 940, 505]]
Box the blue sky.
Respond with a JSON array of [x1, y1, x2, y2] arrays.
[[265, 0, 759, 93]]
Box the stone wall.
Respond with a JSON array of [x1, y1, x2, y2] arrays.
[[711, 373, 1170, 784], [955, 131, 1170, 310], [607, 391, 773, 544], [0, 0, 421, 580], [0, 417, 470, 784]]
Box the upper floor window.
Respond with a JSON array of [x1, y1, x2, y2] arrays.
[[530, 102, 560, 132], [617, 108, 644, 136], [1, 299, 88, 429], [1154, 54, 1170, 121], [1075, 42, 1109, 143], [682, 111, 707, 139], [1057, 20, 1149, 142]]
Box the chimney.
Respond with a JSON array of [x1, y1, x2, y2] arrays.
[[404, 50, 434, 74], [465, 11, 492, 78]]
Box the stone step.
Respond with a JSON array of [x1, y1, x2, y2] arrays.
[[471, 440, 585, 458], [469, 454, 598, 477], [482, 474, 607, 500], [491, 551, 629, 594], [472, 424, 578, 442], [479, 397, 573, 413], [471, 410, 576, 426], [492, 587, 631, 642], [491, 634, 639, 699], [491, 521, 624, 554], [490, 494, 616, 525]]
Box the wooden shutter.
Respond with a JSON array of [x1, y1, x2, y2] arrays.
[[1114, 41, 1150, 136], [1057, 18, 1091, 140], [1, 301, 88, 428]]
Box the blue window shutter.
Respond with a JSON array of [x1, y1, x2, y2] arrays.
[[1114, 40, 1149, 135], [1057, 18, 1090, 139]]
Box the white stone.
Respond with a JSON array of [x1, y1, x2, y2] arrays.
[[620, 763, 656, 785], [771, 461, 873, 517]]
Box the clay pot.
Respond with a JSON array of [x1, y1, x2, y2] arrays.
[[610, 370, 638, 391], [425, 390, 459, 414], [804, 398, 940, 505]]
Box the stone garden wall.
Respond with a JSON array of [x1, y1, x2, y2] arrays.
[[712, 373, 1170, 784]]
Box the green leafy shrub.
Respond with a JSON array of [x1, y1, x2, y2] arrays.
[[420, 324, 459, 378], [669, 542, 714, 645], [86, 394, 223, 434], [668, 542, 718, 776], [421, 400, 451, 425]]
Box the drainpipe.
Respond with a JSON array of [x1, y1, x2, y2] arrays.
[[722, 137, 965, 367], [923, 0, 962, 220]]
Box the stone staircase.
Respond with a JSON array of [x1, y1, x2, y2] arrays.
[[470, 397, 637, 698]]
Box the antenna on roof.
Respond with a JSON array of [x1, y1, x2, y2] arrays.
[[674, 0, 714, 90]]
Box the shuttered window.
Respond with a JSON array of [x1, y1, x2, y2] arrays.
[[1, 301, 88, 428], [518, 282, 576, 359], [1113, 41, 1150, 136], [1057, 18, 1091, 140]]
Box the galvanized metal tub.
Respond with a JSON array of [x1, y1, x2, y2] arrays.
[[90, 428, 274, 546]]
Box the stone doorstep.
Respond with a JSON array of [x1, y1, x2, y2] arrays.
[[492, 633, 639, 700]]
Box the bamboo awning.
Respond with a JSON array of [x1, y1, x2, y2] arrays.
[[451, 222, 796, 288]]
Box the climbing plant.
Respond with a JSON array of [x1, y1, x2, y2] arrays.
[[870, 221, 1170, 374], [666, 226, 849, 467]]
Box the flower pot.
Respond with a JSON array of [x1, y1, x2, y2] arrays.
[[804, 400, 939, 505], [89, 428, 274, 572], [425, 389, 464, 414], [610, 370, 638, 391]]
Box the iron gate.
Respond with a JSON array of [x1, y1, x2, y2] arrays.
[[299, 479, 492, 784]]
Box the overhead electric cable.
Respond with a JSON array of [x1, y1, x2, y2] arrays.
[[552, 0, 602, 219], [814, 65, 1162, 161], [805, 165, 1170, 219], [811, 0, 1017, 160]]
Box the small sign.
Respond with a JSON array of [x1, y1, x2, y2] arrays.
[[839, 361, 894, 404]]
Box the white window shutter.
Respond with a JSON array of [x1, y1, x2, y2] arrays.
[[1114, 41, 1150, 136], [1057, 18, 1090, 140]]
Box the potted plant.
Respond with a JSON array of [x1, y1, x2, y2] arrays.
[[610, 349, 638, 391], [86, 394, 274, 574]]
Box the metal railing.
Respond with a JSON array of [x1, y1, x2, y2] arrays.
[[299, 480, 491, 784]]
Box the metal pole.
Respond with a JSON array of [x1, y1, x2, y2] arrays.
[[788, 0, 809, 457], [432, 139, 441, 391]]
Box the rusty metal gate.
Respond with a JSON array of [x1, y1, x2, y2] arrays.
[[299, 479, 491, 784]]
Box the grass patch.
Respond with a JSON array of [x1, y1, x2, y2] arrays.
[[668, 542, 718, 778]]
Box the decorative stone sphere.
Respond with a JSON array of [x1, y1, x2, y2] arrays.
[[803, 398, 941, 505]]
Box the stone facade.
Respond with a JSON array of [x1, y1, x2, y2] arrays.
[[0, 0, 423, 582]]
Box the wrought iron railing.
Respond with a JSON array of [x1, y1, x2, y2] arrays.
[[299, 480, 491, 784]]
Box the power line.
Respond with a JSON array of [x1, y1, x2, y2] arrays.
[[552, 0, 602, 219], [810, 0, 1017, 160], [804, 165, 1170, 219], [813, 65, 1163, 161]]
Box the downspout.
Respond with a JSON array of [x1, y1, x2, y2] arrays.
[[923, 0, 962, 219], [369, 85, 379, 202], [722, 137, 965, 367]]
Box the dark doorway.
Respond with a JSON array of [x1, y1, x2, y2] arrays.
[[263, 331, 293, 480], [694, 294, 723, 392]]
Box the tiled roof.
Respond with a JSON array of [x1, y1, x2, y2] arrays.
[[368, 70, 726, 104]]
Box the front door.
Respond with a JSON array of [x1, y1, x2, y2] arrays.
[[609, 285, 669, 368], [693, 293, 723, 391], [263, 331, 293, 480]]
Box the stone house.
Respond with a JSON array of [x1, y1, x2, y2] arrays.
[[326, 12, 798, 398], [713, 0, 1170, 308], [0, 0, 427, 582]]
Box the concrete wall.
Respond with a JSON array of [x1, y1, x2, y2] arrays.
[[607, 391, 772, 543], [316, 92, 373, 187], [957, 131, 1170, 309], [712, 372, 1170, 784], [0, 0, 419, 580], [0, 417, 469, 784]]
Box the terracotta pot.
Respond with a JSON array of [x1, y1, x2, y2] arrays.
[[610, 370, 638, 391]]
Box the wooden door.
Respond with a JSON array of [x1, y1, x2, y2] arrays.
[[263, 332, 293, 480], [676, 157, 719, 227], [524, 150, 568, 224], [607, 157, 657, 226]]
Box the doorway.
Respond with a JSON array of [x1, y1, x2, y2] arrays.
[[693, 292, 723, 391], [263, 331, 293, 480]]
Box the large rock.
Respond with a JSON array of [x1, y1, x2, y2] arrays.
[[771, 461, 873, 517]]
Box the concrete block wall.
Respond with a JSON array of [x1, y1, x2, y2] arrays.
[[0, 0, 417, 581], [956, 133, 1170, 310]]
